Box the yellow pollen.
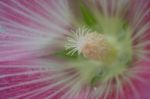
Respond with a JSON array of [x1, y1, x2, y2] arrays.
[[81, 33, 117, 63]]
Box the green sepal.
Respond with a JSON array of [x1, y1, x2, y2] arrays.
[[79, 2, 97, 26], [54, 50, 78, 60]]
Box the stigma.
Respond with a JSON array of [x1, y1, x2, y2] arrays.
[[65, 27, 117, 63]]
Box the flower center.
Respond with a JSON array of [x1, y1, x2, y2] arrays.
[[65, 28, 117, 63], [81, 33, 117, 63], [64, 27, 132, 85]]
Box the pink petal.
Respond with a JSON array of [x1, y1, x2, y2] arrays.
[[0, 0, 72, 61]]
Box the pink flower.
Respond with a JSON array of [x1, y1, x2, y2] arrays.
[[0, 0, 150, 99]]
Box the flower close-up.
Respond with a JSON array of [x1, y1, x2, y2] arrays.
[[0, 0, 150, 99]]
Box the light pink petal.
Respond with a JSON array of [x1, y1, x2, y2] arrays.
[[0, 0, 72, 61], [0, 59, 77, 99]]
